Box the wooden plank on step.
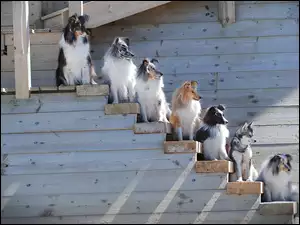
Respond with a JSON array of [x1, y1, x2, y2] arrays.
[[105, 103, 140, 115], [164, 141, 201, 154], [3, 150, 194, 175], [134, 122, 171, 134], [195, 160, 234, 173], [39, 86, 58, 92], [226, 181, 263, 195], [258, 201, 297, 215], [76, 84, 109, 96], [1, 112, 136, 133], [1, 170, 227, 196], [1, 130, 166, 154], [58, 85, 76, 91]]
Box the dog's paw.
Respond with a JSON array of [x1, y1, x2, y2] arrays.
[[246, 178, 253, 182], [237, 177, 244, 182]]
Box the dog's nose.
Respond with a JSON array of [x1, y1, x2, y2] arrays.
[[224, 120, 228, 124], [253, 139, 257, 143]]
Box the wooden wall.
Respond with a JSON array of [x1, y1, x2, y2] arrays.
[[1, 1, 42, 29], [0, 1, 299, 183]]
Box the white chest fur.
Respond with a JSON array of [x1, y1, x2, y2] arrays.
[[175, 100, 201, 136], [59, 35, 91, 85], [203, 124, 229, 160]]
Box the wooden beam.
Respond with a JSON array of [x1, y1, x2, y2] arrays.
[[218, 1, 235, 27], [69, 1, 83, 17], [13, 1, 31, 99]]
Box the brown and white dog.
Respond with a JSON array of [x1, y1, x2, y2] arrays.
[[170, 81, 202, 141], [55, 13, 97, 86]]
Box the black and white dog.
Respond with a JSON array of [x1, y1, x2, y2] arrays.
[[101, 37, 136, 104], [56, 13, 97, 86], [256, 154, 298, 202], [194, 104, 230, 160], [229, 122, 258, 182], [135, 58, 170, 123], [55, 13, 97, 86]]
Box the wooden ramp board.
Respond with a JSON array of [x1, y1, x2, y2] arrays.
[[1, 111, 136, 133], [134, 122, 171, 134], [105, 103, 140, 115], [164, 141, 201, 154], [227, 181, 264, 195], [258, 201, 298, 215], [76, 84, 109, 96], [195, 160, 234, 173]]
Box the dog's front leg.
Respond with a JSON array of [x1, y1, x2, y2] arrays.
[[245, 159, 253, 182], [127, 80, 136, 103], [157, 102, 168, 123], [111, 85, 119, 104], [189, 120, 196, 141], [140, 103, 149, 123], [232, 152, 243, 181], [262, 186, 272, 202], [219, 148, 231, 161]]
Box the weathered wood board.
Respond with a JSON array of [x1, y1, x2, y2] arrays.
[[1, 111, 136, 133], [1, 130, 166, 154], [105, 103, 140, 115], [258, 201, 298, 215], [76, 84, 109, 96], [134, 122, 172, 134], [1, 94, 108, 114], [1, 190, 259, 217], [226, 181, 264, 195], [1, 171, 228, 196], [195, 160, 234, 173], [2, 150, 195, 175], [1, 211, 294, 224], [164, 141, 201, 154]]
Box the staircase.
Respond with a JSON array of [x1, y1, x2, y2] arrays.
[[1, 85, 297, 224], [41, 1, 171, 29]]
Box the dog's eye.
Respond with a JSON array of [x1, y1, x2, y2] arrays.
[[215, 112, 221, 117]]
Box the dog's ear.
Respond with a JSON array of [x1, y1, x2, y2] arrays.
[[143, 58, 150, 66], [78, 14, 90, 25], [242, 121, 249, 129], [114, 37, 120, 44], [150, 58, 159, 64], [191, 80, 198, 90], [68, 14, 77, 24], [248, 121, 253, 128], [217, 104, 226, 111], [123, 37, 130, 46]]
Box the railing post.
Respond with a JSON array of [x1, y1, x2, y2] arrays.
[[218, 1, 236, 27], [13, 1, 31, 99], [69, 1, 83, 17]]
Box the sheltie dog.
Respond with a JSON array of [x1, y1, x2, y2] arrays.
[[170, 81, 201, 141], [256, 153, 298, 202], [194, 104, 230, 160], [135, 58, 171, 123], [101, 37, 136, 104], [55, 13, 97, 86]]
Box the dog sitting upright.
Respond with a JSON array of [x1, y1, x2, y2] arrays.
[[135, 58, 171, 123], [256, 154, 298, 202], [170, 81, 201, 141], [56, 14, 97, 86], [101, 37, 136, 104], [194, 105, 230, 160], [229, 122, 258, 182]]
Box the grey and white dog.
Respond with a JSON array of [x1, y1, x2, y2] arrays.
[[101, 37, 137, 104], [229, 121, 258, 182], [256, 153, 298, 202]]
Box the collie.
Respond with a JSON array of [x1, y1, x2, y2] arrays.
[[256, 154, 298, 202], [55, 14, 97, 86], [194, 104, 230, 160], [101, 37, 136, 104], [170, 81, 201, 141], [135, 58, 170, 123]]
